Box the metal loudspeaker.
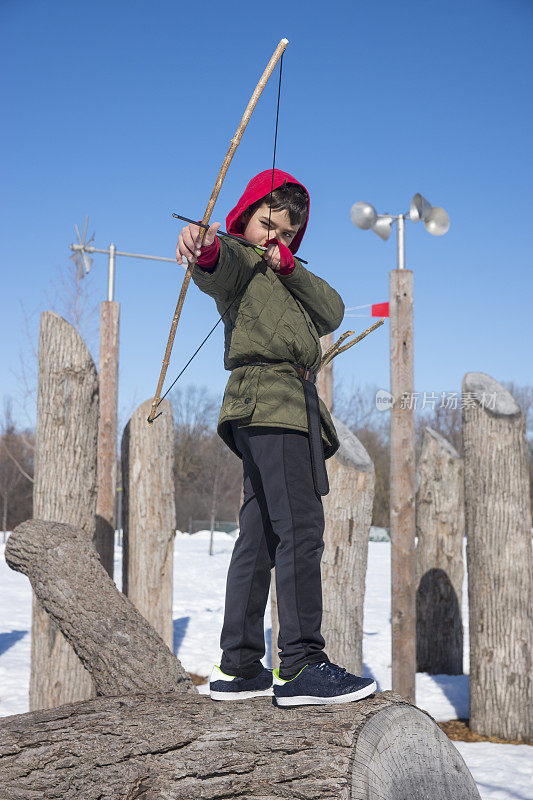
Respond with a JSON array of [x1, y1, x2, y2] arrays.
[[372, 214, 394, 241], [351, 201, 377, 230], [410, 193, 450, 236], [351, 203, 394, 241]]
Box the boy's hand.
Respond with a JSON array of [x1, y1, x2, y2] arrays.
[[262, 241, 282, 273], [176, 221, 220, 266], [262, 238, 295, 276]]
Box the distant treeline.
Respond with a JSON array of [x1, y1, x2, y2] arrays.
[[2, 382, 532, 536]]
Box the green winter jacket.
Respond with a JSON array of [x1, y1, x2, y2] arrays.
[[191, 236, 345, 459]]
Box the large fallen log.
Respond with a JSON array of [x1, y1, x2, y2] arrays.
[[5, 520, 194, 696], [2, 520, 481, 799], [0, 690, 481, 799]]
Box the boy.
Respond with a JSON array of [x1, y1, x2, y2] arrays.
[[176, 169, 376, 707]]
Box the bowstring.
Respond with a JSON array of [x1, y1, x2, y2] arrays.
[[267, 50, 284, 238], [155, 53, 285, 412]]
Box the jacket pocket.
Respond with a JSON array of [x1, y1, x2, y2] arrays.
[[222, 367, 260, 421]]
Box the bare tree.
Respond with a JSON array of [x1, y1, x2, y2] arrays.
[[0, 398, 34, 539], [13, 259, 99, 426], [416, 402, 463, 456], [334, 379, 533, 528], [45, 260, 99, 351], [502, 382, 533, 511], [0, 401, 21, 537], [171, 385, 241, 530], [334, 380, 390, 527]]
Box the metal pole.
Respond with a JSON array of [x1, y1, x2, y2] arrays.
[[70, 243, 179, 264], [108, 243, 116, 302], [397, 215, 406, 269]]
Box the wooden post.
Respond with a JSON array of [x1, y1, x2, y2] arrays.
[[94, 300, 119, 578], [121, 398, 176, 650], [321, 418, 374, 674], [462, 372, 533, 741], [316, 332, 334, 410], [30, 311, 98, 710], [415, 427, 464, 674], [389, 268, 416, 703]]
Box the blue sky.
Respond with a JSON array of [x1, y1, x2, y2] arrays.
[[2, 0, 532, 429]]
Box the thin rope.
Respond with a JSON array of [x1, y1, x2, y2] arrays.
[[156, 54, 284, 410]]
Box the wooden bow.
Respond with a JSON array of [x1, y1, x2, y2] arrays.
[[148, 38, 289, 424]]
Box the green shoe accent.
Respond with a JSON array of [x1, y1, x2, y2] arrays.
[[215, 666, 239, 679], [274, 664, 308, 683]]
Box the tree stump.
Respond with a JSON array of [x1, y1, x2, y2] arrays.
[[415, 427, 464, 674], [0, 691, 481, 799], [272, 419, 374, 675], [321, 418, 374, 675], [31, 310, 98, 710], [5, 520, 194, 696], [122, 398, 176, 649], [462, 372, 533, 741]]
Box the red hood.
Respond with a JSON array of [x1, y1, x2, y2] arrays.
[[225, 169, 309, 254]]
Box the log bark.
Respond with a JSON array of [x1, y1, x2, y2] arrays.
[[415, 427, 464, 674], [0, 690, 481, 800], [122, 398, 176, 649], [272, 420, 374, 675], [31, 310, 98, 710], [389, 268, 416, 703], [5, 520, 195, 696], [95, 300, 120, 578], [462, 372, 533, 741]]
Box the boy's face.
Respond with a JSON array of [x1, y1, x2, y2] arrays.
[[242, 202, 300, 248]]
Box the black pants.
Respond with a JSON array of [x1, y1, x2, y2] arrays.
[[219, 423, 328, 679]]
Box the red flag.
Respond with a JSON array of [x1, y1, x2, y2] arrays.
[[371, 302, 389, 317]]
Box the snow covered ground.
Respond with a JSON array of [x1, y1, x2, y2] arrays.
[[1, 531, 531, 799]]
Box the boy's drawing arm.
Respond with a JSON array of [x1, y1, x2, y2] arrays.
[[190, 237, 255, 304], [279, 261, 345, 336]]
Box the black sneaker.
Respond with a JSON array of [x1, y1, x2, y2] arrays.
[[273, 661, 377, 707], [209, 665, 273, 701]]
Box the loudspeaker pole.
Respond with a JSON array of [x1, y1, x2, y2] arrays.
[[389, 220, 416, 703], [350, 194, 450, 705]]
